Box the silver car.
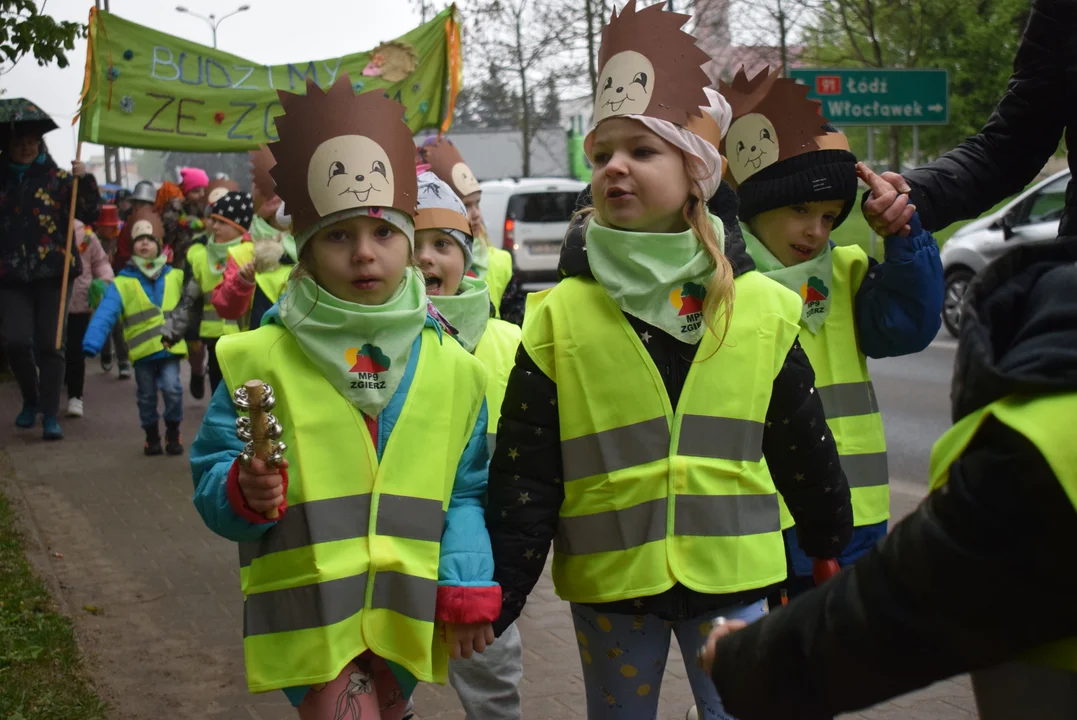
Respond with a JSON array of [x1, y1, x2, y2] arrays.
[[940, 169, 1070, 336]]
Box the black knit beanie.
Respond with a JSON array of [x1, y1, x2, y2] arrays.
[[736, 148, 859, 228], [210, 191, 254, 232]]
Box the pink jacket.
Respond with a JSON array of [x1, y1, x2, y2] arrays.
[[70, 221, 115, 314], [211, 252, 256, 320]]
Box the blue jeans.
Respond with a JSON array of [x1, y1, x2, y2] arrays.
[[134, 357, 183, 428], [570, 599, 768, 719]]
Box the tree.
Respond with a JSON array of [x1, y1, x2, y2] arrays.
[[0, 0, 85, 71], [467, 0, 579, 175], [539, 75, 561, 128], [800, 0, 1027, 170]]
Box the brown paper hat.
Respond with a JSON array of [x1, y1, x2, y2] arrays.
[[268, 73, 418, 241], [592, 0, 712, 128], [719, 65, 829, 189], [127, 206, 164, 243], [250, 145, 277, 211], [206, 178, 240, 207], [418, 137, 481, 200]]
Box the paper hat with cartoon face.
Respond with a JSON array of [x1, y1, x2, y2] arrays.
[[268, 74, 418, 243], [128, 207, 164, 245], [418, 137, 481, 200], [206, 178, 240, 207], [718, 66, 830, 188], [592, 0, 712, 129]]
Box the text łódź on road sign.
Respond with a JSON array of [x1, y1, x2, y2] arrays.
[[789, 68, 948, 126]]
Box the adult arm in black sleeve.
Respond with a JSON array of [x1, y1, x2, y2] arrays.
[[710, 417, 1077, 720], [497, 267, 527, 326], [486, 346, 563, 636], [899, 0, 1070, 231], [761, 339, 853, 559]]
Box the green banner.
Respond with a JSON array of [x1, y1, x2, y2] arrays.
[[77, 7, 462, 151]]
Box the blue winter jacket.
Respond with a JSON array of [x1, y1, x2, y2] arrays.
[[852, 212, 944, 358], [82, 265, 181, 364], [189, 305, 494, 704]]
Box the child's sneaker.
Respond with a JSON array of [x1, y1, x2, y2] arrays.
[[42, 415, 63, 441], [66, 397, 84, 418], [165, 422, 184, 456], [15, 404, 37, 429], [117, 362, 133, 380], [144, 424, 163, 456]]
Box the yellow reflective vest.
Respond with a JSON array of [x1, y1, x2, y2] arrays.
[[473, 318, 522, 454], [218, 324, 487, 692], [227, 242, 292, 331], [779, 245, 889, 529], [522, 273, 802, 604], [186, 242, 240, 338], [487, 246, 514, 317], [930, 391, 1077, 674], [113, 272, 187, 362]]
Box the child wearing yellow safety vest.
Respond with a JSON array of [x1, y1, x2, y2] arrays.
[[172, 191, 254, 397], [485, 3, 852, 718], [190, 75, 500, 720], [418, 137, 526, 325], [721, 66, 944, 599], [412, 168, 525, 719], [82, 208, 189, 456]]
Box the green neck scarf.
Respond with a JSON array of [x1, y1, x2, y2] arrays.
[[131, 253, 168, 281], [585, 215, 722, 344], [741, 222, 833, 334], [469, 236, 490, 280], [250, 215, 297, 262], [205, 236, 242, 276], [428, 277, 491, 353], [277, 270, 428, 417]]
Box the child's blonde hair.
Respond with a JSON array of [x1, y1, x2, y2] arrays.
[[578, 152, 736, 347]]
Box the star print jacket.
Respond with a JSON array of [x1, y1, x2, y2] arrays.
[[487, 183, 853, 634], [0, 151, 101, 286]]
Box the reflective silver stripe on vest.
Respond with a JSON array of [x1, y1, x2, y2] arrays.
[[674, 493, 780, 537], [555, 498, 667, 556], [677, 415, 765, 463], [127, 325, 164, 347], [370, 571, 438, 623], [124, 308, 160, 327], [561, 417, 670, 482], [555, 493, 781, 556], [840, 452, 890, 488], [376, 494, 445, 543], [201, 306, 236, 324], [239, 494, 372, 567], [818, 382, 879, 419], [487, 434, 496, 457], [244, 572, 367, 637]]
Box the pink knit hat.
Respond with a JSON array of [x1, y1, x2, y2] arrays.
[[179, 167, 209, 194]]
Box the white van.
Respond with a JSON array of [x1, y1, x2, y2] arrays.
[[480, 178, 588, 283]]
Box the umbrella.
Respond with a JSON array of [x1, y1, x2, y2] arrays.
[[0, 97, 60, 150]]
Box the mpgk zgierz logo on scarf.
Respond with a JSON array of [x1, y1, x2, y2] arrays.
[[346, 344, 391, 389]]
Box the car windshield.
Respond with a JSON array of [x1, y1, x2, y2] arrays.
[[1025, 175, 1070, 225], [507, 192, 579, 223]]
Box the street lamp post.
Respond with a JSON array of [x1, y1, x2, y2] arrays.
[[175, 4, 250, 48]]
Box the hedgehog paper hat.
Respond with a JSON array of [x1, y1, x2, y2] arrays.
[[268, 73, 418, 249], [249, 145, 277, 211], [419, 137, 481, 200], [718, 65, 830, 188], [127, 207, 165, 248], [591, 0, 712, 130]]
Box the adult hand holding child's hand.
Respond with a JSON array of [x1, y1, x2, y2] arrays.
[[859, 162, 915, 238], [238, 456, 288, 514]]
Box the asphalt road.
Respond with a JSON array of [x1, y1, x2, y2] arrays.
[[869, 330, 959, 517]]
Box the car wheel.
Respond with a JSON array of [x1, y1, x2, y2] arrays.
[[942, 268, 973, 338]]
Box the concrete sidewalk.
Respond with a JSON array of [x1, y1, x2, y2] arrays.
[[0, 364, 975, 719]]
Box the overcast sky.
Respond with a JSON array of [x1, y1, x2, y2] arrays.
[[4, 0, 426, 167]]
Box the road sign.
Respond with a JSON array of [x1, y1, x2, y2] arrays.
[[789, 68, 948, 126]]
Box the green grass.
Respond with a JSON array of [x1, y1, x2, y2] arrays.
[[0, 480, 107, 719], [830, 197, 1014, 258]]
